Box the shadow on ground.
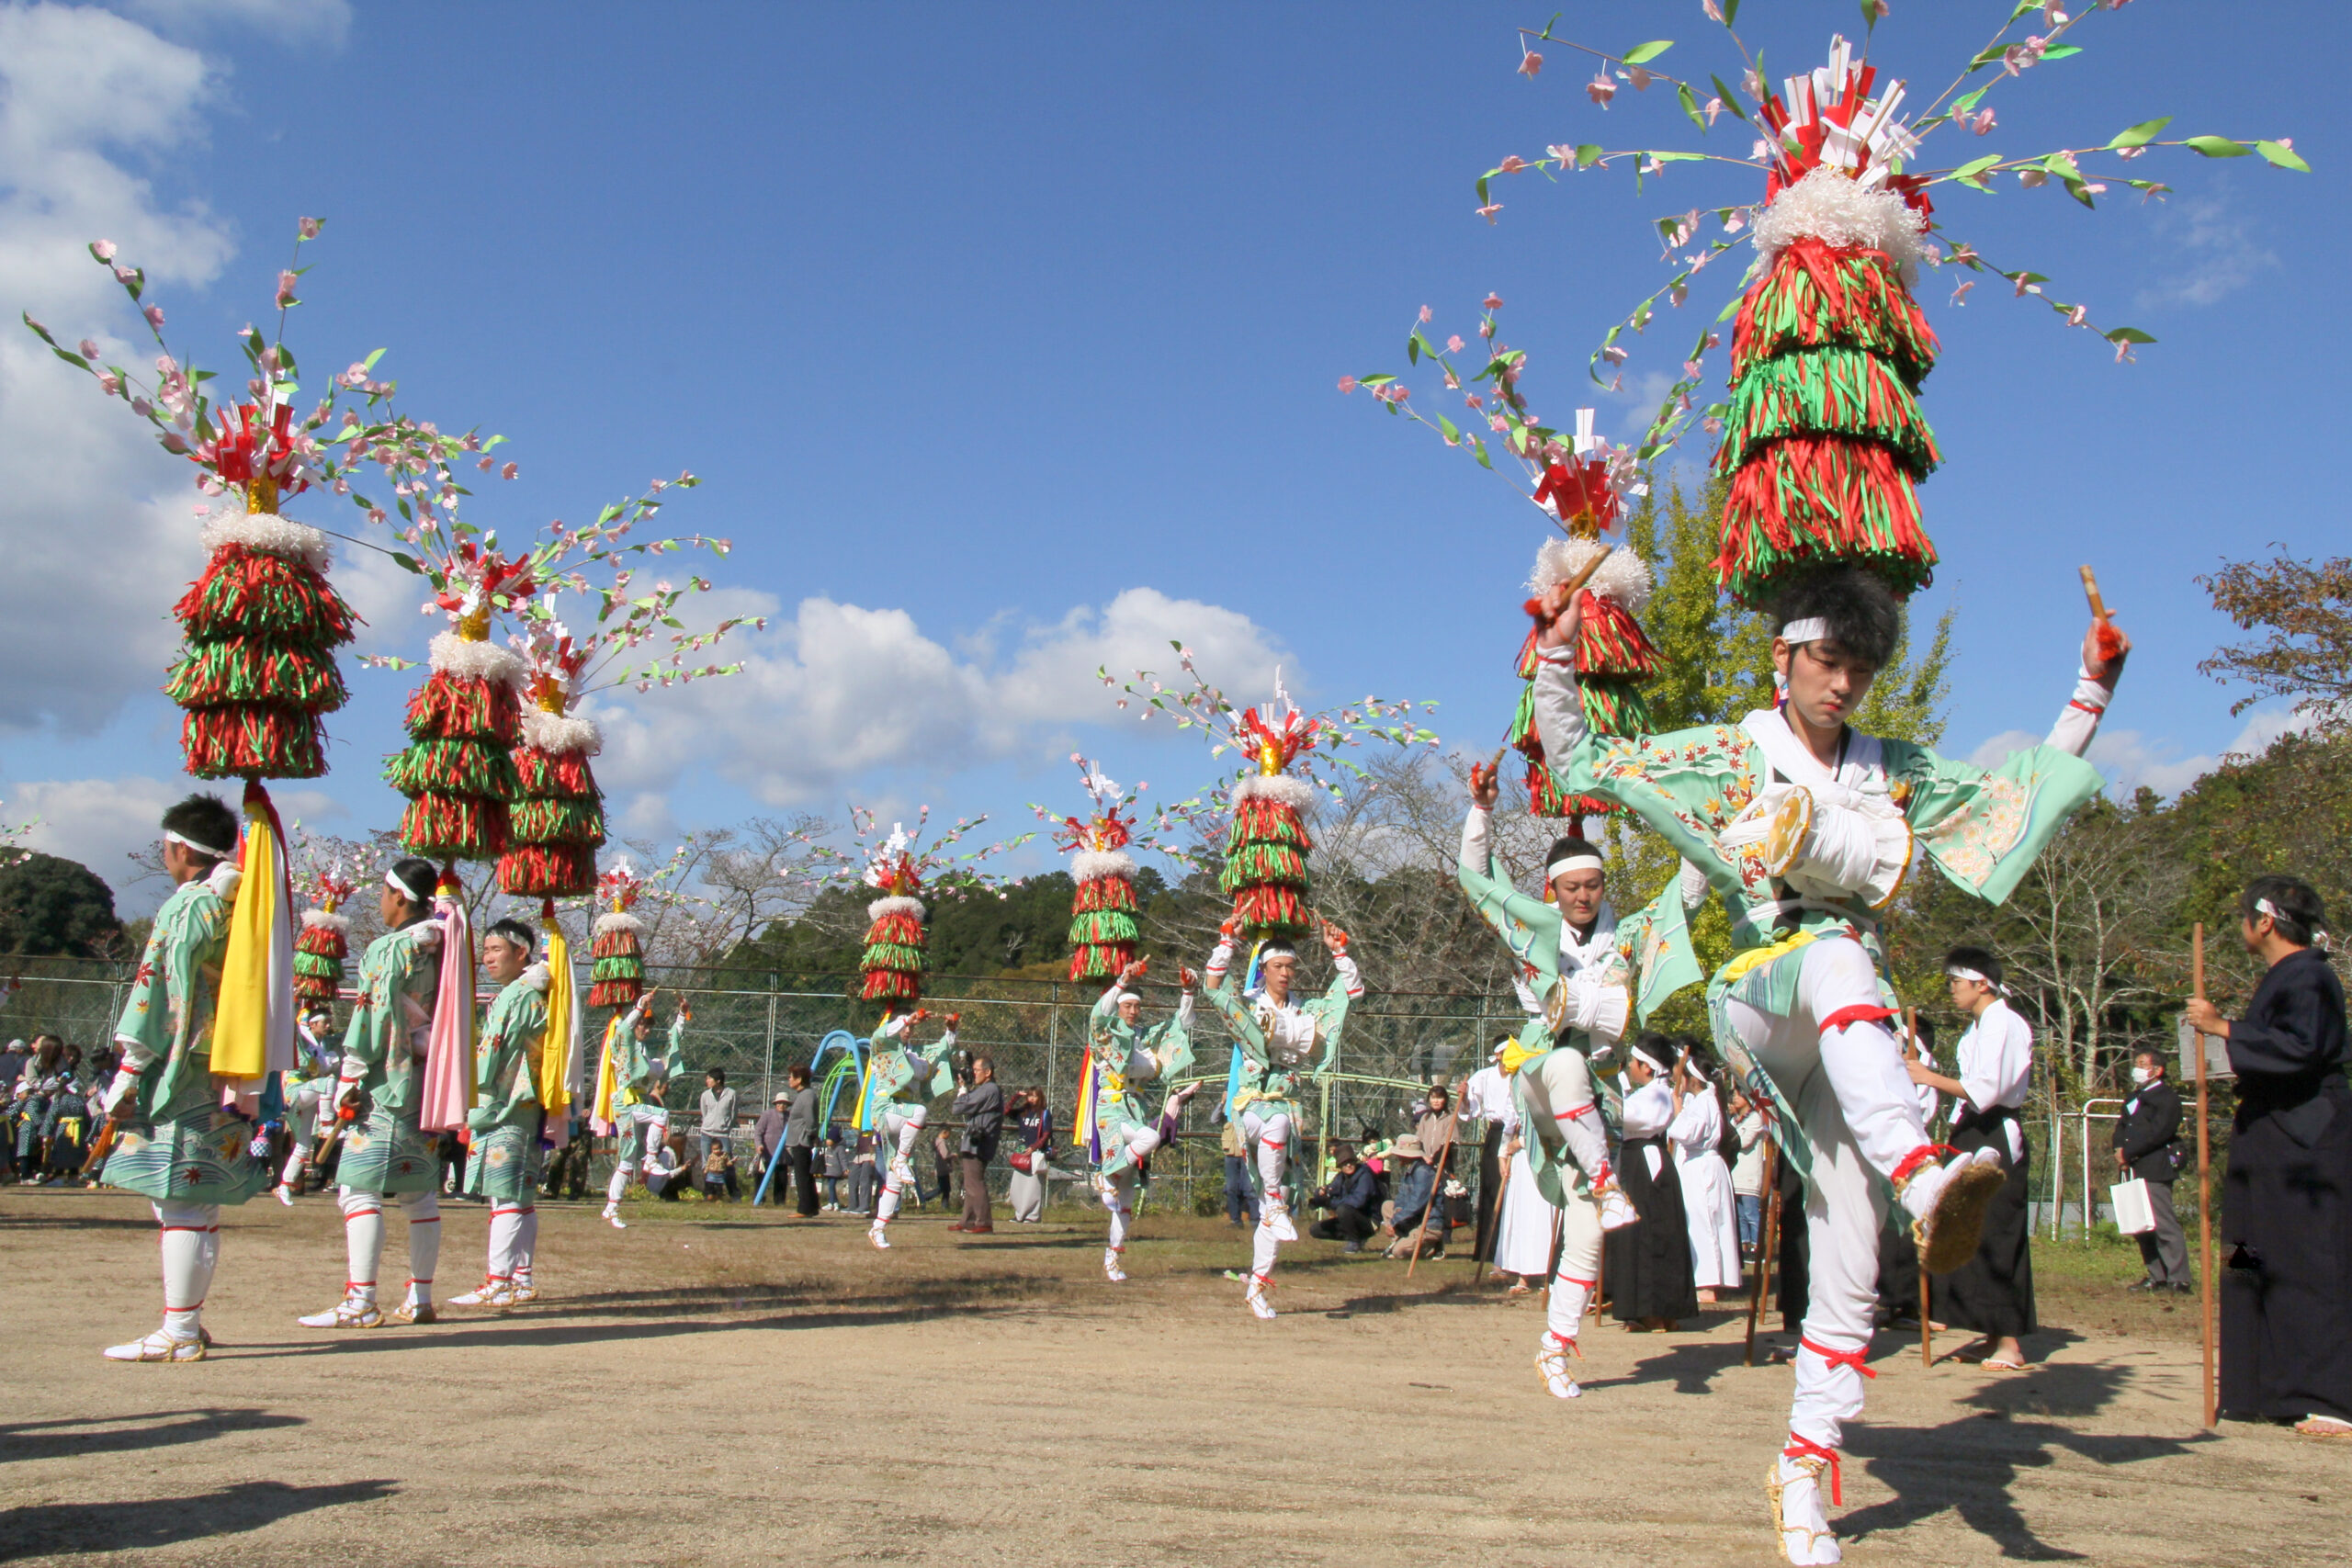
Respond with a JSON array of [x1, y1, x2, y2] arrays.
[[0, 1479, 395, 1562]]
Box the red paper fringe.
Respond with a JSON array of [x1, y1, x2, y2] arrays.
[[1071, 874, 1137, 914], [864, 911, 924, 948], [1231, 883, 1309, 936], [514, 744, 598, 797], [397, 793, 507, 859], [1231, 796, 1310, 851], [1716, 434, 1938, 605], [406, 671, 520, 743], [861, 968, 921, 1002], [180, 705, 326, 780], [497, 841, 599, 897], [1069, 942, 1135, 981]]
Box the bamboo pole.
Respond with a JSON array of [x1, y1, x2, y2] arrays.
[[1906, 1008, 1933, 1369], [1405, 1094, 1457, 1280], [1745, 1140, 1781, 1367], [2193, 923, 2218, 1429]]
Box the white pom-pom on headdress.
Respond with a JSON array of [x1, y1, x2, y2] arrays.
[[1530, 537, 1654, 615], [520, 705, 603, 757], [300, 908, 351, 934], [593, 910, 646, 937], [866, 894, 926, 922], [200, 511, 332, 573], [1233, 773, 1316, 810], [1751, 165, 1933, 277], [428, 631, 526, 685], [1072, 848, 1136, 885]]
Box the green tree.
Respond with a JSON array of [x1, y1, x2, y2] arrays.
[[0, 852, 123, 957]]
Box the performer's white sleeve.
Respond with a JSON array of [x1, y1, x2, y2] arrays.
[[1510, 971, 1543, 1018], [1331, 953, 1363, 1000], [1459, 806, 1492, 874], [2043, 663, 2117, 759], [1957, 1006, 2033, 1114], [1620, 1078, 1673, 1138], [1175, 989, 1195, 1030], [1529, 642, 1589, 766]]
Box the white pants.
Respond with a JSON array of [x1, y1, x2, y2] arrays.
[[1510, 1052, 1609, 1347], [1240, 1109, 1291, 1280], [874, 1106, 926, 1224], [488, 1201, 537, 1282], [1723, 935, 1929, 1450], [337, 1186, 441, 1304], [605, 1113, 671, 1204], [1101, 1168, 1137, 1253], [155, 1201, 220, 1340]]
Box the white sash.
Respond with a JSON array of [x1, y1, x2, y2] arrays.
[[1738, 706, 1889, 808]]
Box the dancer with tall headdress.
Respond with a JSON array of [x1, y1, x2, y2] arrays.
[[1080, 960, 1200, 1281]]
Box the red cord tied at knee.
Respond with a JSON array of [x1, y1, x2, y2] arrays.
[[1888, 1143, 1960, 1192], [1782, 1433, 1846, 1505], [1799, 1336, 1877, 1381], [1816, 1003, 1897, 1039]]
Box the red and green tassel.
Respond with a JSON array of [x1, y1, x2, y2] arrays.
[[1224, 778, 1313, 941]]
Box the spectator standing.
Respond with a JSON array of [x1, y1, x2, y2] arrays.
[[1668, 1044, 1740, 1304], [1605, 1035, 1697, 1330], [1309, 1146, 1382, 1253], [950, 1054, 1003, 1235], [1219, 1115, 1258, 1227], [1879, 1021, 1942, 1325], [695, 1069, 739, 1176], [753, 1092, 789, 1206], [2110, 1048, 2188, 1292], [2184, 875, 2352, 1438], [784, 1066, 821, 1217], [928, 1128, 954, 1210], [1007, 1087, 1052, 1223], [1460, 1043, 1515, 1265], [1382, 1134, 1447, 1258], [848, 1130, 878, 1214], [820, 1127, 848, 1211], [1729, 1087, 1770, 1257]]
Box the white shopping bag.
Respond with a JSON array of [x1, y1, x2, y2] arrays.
[[2110, 1177, 2156, 1235]]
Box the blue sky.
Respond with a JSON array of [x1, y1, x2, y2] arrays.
[[1, 0, 2341, 912]]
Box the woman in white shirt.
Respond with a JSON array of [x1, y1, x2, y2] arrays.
[[1489, 1071, 1556, 1293], [1669, 1045, 1742, 1302], [1909, 946, 2038, 1370], [1728, 1088, 1770, 1256]]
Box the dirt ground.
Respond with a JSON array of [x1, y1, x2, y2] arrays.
[[2, 1185, 2342, 1568]]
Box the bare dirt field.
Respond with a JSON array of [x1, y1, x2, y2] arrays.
[[2, 1185, 2341, 1567]]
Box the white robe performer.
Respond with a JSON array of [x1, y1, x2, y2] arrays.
[[1670, 1078, 1742, 1292]]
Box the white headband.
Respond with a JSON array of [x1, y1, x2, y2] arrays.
[[2255, 897, 2332, 945], [1946, 964, 2008, 996], [1547, 852, 1605, 880], [385, 867, 435, 903], [1629, 1043, 1671, 1076], [1780, 617, 1828, 645], [164, 828, 235, 861]]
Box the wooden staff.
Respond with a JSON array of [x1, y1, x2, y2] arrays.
[[1906, 1007, 1932, 1370], [2193, 922, 2218, 1429], [79, 1115, 122, 1176], [1745, 1139, 1781, 1367], [2080, 564, 2126, 665]]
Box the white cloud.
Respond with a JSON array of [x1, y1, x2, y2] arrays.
[[8, 772, 342, 912], [592, 586, 1289, 806], [1968, 705, 2311, 800], [114, 0, 350, 46], [2133, 197, 2278, 310], [0, 2, 236, 735]]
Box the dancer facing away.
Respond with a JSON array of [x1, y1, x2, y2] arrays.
[[1086, 960, 1202, 1281], [96, 793, 269, 1362], [600, 987, 686, 1229], [1457, 763, 1666, 1396], [273, 1007, 339, 1203], [300, 858, 447, 1330], [1529, 564, 2127, 1565], [450, 918, 551, 1310], [866, 1007, 960, 1249], [1202, 917, 1360, 1320]]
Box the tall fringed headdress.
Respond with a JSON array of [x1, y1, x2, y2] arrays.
[[1224, 675, 1321, 941], [589, 859, 649, 1010], [499, 622, 604, 897], [385, 541, 533, 860], [790, 806, 1032, 1014], [294, 858, 357, 1006], [1510, 408, 1659, 820], [1033, 755, 1155, 981]]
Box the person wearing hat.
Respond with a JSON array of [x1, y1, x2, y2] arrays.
[[1308, 1145, 1384, 1253], [92, 794, 267, 1361], [1910, 946, 2037, 1371], [1202, 917, 1362, 1319], [298, 855, 447, 1330], [1085, 959, 1201, 1281], [1459, 760, 1692, 1398]]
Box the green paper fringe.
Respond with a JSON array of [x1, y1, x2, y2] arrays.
[[592, 953, 646, 983], [1716, 434, 1938, 606], [514, 745, 598, 798], [1732, 237, 1939, 388], [865, 912, 925, 948], [1226, 797, 1309, 852], [859, 941, 927, 972], [396, 792, 507, 861], [166, 639, 347, 712], [1220, 841, 1307, 894], [384, 737, 522, 798], [509, 796, 607, 846], [181, 705, 327, 780], [1713, 345, 1941, 481], [1069, 942, 1135, 982], [174, 546, 357, 646], [1069, 908, 1139, 944]]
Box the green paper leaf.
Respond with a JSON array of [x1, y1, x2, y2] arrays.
[[1952, 154, 2002, 190], [1623, 39, 1673, 65], [1711, 74, 1751, 124], [2256, 140, 2311, 173], [50, 346, 89, 369], [1715, 292, 1742, 322], [1860, 0, 1884, 28], [2184, 135, 2251, 158], [1952, 86, 1989, 117], [1576, 143, 1602, 168], [1679, 83, 1706, 131], [2108, 117, 2171, 150], [1437, 412, 1461, 444], [2040, 45, 2081, 61], [1406, 334, 1419, 366], [1722, 0, 1738, 25], [363, 347, 387, 370], [2104, 327, 2156, 345]]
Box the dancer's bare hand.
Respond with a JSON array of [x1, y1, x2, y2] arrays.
[[1320, 919, 1349, 957], [1468, 759, 1501, 810], [1532, 581, 1585, 652]]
